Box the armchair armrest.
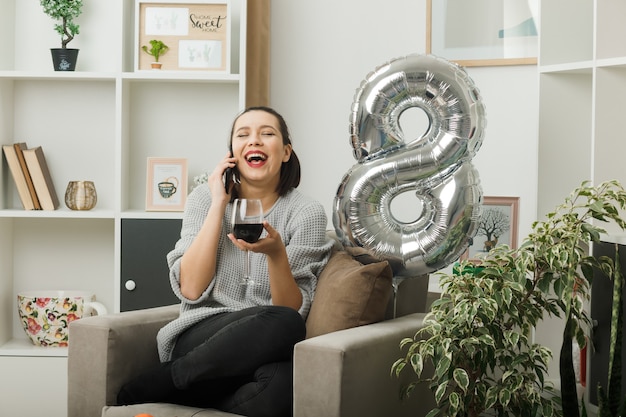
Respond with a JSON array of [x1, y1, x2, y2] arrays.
[[67, 304, 180, 417], [293, 312, 435, 417]]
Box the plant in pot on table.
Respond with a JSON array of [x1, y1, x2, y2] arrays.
[[142, 40, 170, 70], [40, 0, 83, 71], [393, 180, 626, 417]]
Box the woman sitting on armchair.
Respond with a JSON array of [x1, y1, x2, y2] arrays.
[[117, 106, 334, 417]]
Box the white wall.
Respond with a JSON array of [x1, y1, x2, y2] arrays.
[[269, 0, 539, 254]]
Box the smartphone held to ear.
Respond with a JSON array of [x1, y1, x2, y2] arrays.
[[224, 167, 234, 194], [224, 147, 236, 194]]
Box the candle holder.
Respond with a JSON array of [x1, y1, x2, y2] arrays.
[[65, 180, 97, 210]]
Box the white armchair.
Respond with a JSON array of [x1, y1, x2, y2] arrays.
[[67, 252, 437, 417]]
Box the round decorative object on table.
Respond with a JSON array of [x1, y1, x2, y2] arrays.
[[65, 180, 97, 210]]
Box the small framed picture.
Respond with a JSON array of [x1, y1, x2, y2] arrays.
[[464, 196, 520, 259], [146, 157, 188, 211]]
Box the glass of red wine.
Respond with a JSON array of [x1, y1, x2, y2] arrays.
[[231, 198, 264, 285]]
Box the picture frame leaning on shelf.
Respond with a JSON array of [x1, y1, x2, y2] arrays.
[[146, 157, 188, 211], [135, 0, 230, 72]]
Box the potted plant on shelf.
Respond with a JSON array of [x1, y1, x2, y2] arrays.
[[142, 40, 170, 70], [393, 180, 626, 417], [40, 0, 83, 71]]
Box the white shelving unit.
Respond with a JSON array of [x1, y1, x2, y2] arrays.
[[0, 1, 248, 414], [537, 0, 626, 226], [536, 0, 626, 407]]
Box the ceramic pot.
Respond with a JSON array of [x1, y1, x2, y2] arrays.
[[50, 48, 79, 71], [65, 180, 97, 210], [17, 290, 107, 347]]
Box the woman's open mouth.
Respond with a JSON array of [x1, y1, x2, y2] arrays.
[[244, 151, 268, 167]]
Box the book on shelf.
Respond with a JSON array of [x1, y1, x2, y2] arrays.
[[2, 143, 37, 210], [13, 142, 42, 210], [22, 146, 60, 211]]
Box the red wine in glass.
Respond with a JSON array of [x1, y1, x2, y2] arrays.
[[233, 223, 263, 243]]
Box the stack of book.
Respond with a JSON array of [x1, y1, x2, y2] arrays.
[[2, 142, 60, 210]]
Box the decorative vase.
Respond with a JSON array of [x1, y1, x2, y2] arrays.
[[17, 290, 107, 347], [50, 48, 79, 71], [65, 181, 97, 210]]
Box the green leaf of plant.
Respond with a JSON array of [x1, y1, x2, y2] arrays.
[[399, 337, 414, 349], [410, 353, 423, 377], [485, 385, 498, 409], [502, 369, 515, 382], [448, 392, 461, 414], [503, 286, 513, 306], [499, 388, 512, 407], [580, 262, 594, 283], [504, 330, 520, 347], [435, 381, 448, 404], [424, 409, 441, 417], [391, 359, 405, 377], [537, 274, 552, 293], [543, 399, 554, 416], [553, 277, 565, 299], [493, 291, 503, 308], [453, 368, 469, 393], [478, 334, 495, 347], [471, 285, 483, 298], [435, 354, 451, 379]]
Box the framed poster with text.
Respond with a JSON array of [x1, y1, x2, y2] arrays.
[[135, 0, 230, 72]]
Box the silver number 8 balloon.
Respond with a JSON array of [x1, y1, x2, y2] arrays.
[[333, 54, 486, 277]]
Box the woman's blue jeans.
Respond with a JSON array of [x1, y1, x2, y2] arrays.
[[168, 305, 306, 417]]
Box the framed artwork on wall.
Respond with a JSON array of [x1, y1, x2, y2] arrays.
[[135, 0, 230, 72], [146, 157, 188, 211], [463, 196, 520, 260], [426, 0, 538, 67]]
